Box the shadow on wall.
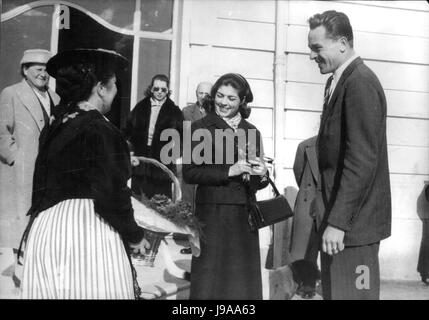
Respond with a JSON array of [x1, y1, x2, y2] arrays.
[[416, 182, 429, 284]]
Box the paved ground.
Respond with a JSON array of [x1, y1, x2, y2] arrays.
[[1, 240, 428, 300], [135, 236, 429, 300]]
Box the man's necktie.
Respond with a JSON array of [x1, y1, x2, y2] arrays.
[[323, 75, 334, 107]]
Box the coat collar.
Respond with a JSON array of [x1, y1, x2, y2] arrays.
[[14, 80, 60, 131], [15, 80, 45, 131], [305, 140, 319, 184], [140, 96, 177, 121], [202, 111, 251, 131], [189, 103, 205, 119]]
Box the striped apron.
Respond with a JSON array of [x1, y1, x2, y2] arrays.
[[20, 199, 135, 299]]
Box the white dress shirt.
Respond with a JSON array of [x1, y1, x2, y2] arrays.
[[328, 53, 359, 102], [33, 88, 51, 116]]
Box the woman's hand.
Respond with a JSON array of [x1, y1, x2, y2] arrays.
[[248, 157, 268, 176], [228, 159, 252, 177], [129, 236, 151, 255]]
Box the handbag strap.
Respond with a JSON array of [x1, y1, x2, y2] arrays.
[[267, 176, 281, 197]]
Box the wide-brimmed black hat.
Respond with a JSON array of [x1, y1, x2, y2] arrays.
[[46, 48, 128, 78]]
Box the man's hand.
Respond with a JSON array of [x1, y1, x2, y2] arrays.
[[322, 225, 345, 255]]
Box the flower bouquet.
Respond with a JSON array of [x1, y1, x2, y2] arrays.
[[140, 194, 203, 236], [131, 156, 203, 267]]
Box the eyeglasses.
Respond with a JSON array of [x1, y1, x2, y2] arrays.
[[152, 87, 168, 93]]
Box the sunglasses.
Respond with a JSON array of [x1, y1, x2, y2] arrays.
[[152, 87, 168, 93]]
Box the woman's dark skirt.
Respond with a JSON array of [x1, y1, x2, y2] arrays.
[[189, 203, 262, 300]]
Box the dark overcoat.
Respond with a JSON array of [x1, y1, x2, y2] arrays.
[[125, 97, 183, 198], [183, 112, 268, 300], [290, 136, 323, 262], [317, 57, 391, 246]]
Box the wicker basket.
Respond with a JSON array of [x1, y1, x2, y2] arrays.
[[132, 156, 182, 267]]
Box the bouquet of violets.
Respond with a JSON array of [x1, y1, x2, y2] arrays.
[[138, 193, 203, 237]]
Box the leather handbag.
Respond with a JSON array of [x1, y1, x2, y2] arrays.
[[248, 177, 294, 231]]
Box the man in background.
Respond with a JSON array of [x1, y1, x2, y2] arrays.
[[182, 82, 212, 123], [178, 81, 212, 254], [0, 49, 60, 250]]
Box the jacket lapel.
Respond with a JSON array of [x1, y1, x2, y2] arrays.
[[306, 143, 319, 185], [190, 104, 198, 122], [320, 57, 363, 129], [193, 104, 205, 121], [15, 80, 45, 131], [47, 88, 60, 106]]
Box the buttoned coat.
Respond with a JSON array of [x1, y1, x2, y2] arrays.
[[0, 80, 59, 248], [317, 57, 391, 246], [290, 136, 324, 261], [183, 112, 268, 299]]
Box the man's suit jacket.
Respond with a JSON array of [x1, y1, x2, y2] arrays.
[[0, 79, 60, 248], [182, 103, 205, 123], [180, 103, 206, 212], [317, 57, 391, 246], [290, 136, 324, 261]]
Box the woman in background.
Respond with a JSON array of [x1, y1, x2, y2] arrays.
[[125, 74, 183, 199], [19, 49, 148, 299], [183, 73, 268, 299]]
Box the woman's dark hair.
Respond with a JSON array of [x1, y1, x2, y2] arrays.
[[202, 73, 253, 119], [55, 62, 115, 106], [144, 74, 170, 98], [308, 10, 354, 47]]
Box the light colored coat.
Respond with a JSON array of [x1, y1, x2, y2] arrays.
[[0, 80, 60, 248]]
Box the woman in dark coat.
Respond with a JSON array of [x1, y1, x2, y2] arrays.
[[183, 73, 269, 300], [18, 49, 149, 299], [125, 74, 183, 199]]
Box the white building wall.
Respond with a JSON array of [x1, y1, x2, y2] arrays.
[[178, 0, 429, 280]]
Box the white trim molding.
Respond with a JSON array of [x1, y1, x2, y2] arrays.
[[1, 0, 174, 40]]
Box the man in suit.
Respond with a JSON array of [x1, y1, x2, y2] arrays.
[[181, 82, 212, 209], [307, 11, 391, 299], [179, 82, 212, 253], [182, 82, 212, 122], [0, 49, 60, 249]]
